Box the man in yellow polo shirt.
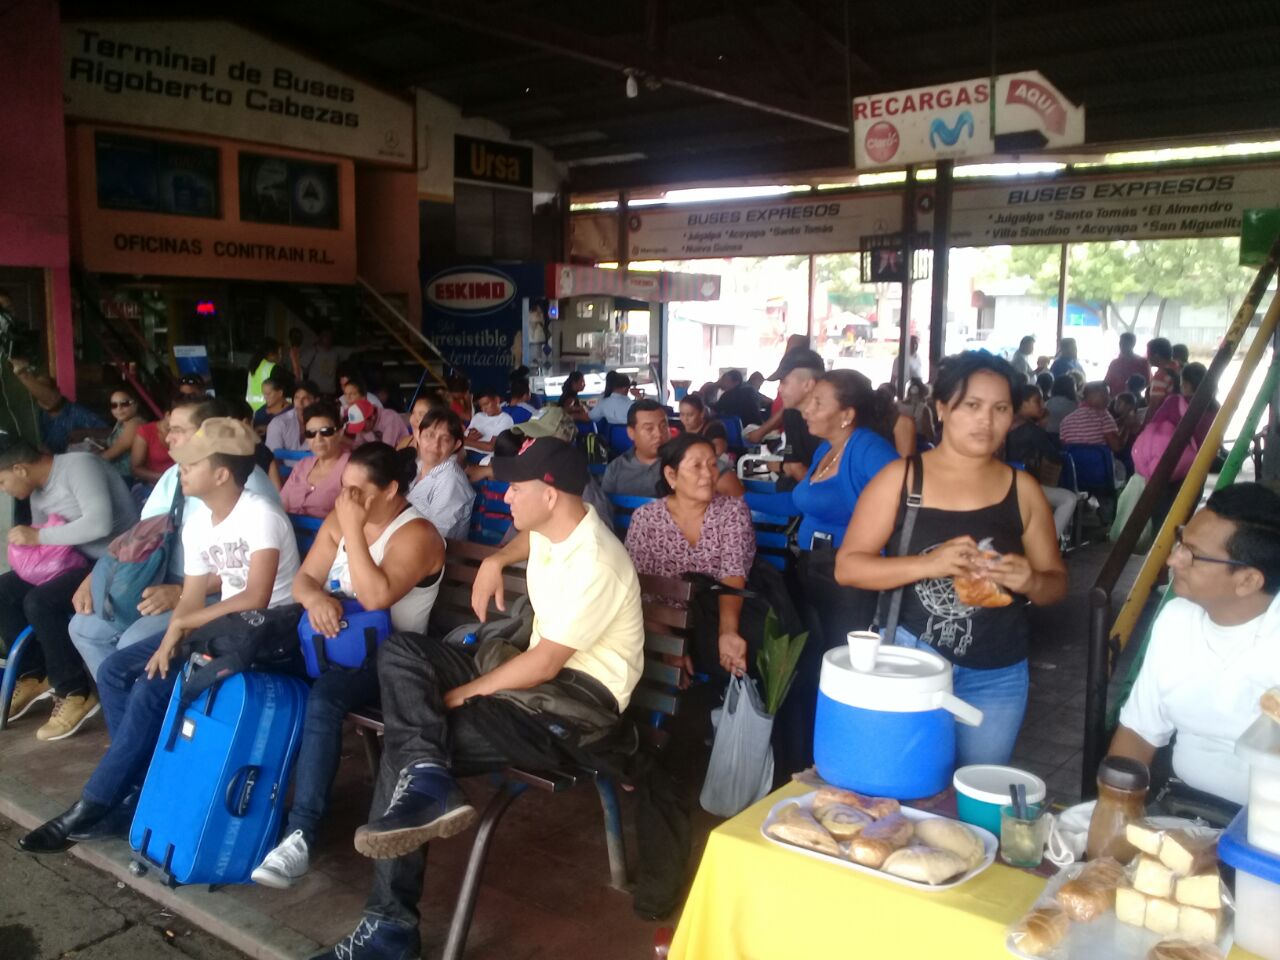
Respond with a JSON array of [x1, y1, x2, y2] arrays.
[[313, 437, 643, 960]]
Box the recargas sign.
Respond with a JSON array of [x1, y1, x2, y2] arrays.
[[63, 20, 412, 165]]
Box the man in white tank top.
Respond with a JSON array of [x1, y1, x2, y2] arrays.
[[252, 443, 445, 889]]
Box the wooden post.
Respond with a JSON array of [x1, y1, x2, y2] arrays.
[[898, 166, 916, 398], [807, 254, 818, 345], [1056, 242, 1069, 348]]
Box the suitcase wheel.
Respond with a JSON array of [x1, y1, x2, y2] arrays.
[[128, 859, 148, 878]]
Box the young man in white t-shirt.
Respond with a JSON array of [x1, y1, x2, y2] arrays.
[[313, 438, 643, 960], [20, 418, 300, 853], [1109, 483, 1280, 812], [463, 390, 514, 453]]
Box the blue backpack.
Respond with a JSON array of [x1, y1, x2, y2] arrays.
[[91, 485, 184, 626], [297, 598, 391, 678]]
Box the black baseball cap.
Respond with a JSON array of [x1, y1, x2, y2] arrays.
[[767, 347, 825, 381], [491, 437, 587, 495]]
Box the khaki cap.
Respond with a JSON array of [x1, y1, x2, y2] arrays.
[[171, 417, 257, 464]]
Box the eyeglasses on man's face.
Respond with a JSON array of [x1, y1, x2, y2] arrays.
[[1172, 525, 1248, 568]]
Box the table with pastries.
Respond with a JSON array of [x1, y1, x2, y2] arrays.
[[669, 781, 1263, 960]]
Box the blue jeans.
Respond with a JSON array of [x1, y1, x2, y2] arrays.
[[886, 627, 1029, 767], [69, 611, 172, 683], [286, 663, 380, 846], [82, 634, 175, 807]]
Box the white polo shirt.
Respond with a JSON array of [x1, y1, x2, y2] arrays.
[[1119, 592, 1280, 804]]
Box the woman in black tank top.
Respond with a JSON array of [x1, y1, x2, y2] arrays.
[[835, 352, 1067, 767]]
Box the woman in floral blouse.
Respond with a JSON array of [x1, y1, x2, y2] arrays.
[[625, 432, 756, 677]]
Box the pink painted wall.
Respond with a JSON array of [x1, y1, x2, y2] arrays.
[[355, 167, 422, 326], [0, 0, 76, 397]]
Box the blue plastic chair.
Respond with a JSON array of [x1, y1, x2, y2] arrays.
[[719, 416, 745, 451], [0, 626, 35, 733], [289, 513, 325, 556], [1062, 444, 1116, 493], [742, 478, 778, 495], [743, 491, 800, 571], [274, 448, 313, 479], [607, 494, 656, 535], [577, 420, 598, 436], [607, 424, 634, 457]]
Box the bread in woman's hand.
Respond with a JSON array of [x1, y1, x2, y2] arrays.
[[1010, 905, 1069, 956], [953, 572, 1013, 607], [766, 803, 840, 857], [912, 817, 986, 870], [882, 845, 969, 885]]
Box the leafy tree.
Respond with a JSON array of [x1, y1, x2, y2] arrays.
[[1007, 238, 1252, 334]]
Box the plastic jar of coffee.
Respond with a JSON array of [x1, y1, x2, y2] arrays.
[[1085, 756, 1151, 861]]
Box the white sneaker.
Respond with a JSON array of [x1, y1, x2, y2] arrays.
[[252, 830, 310, 888]]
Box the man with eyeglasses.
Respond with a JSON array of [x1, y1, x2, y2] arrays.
[[1106, 483, 1280, 814]]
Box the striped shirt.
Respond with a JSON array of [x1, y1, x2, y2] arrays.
[[1059, 406, 1119, 446]]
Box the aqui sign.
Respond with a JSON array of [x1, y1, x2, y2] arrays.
[[852, 70, 1084, 169]]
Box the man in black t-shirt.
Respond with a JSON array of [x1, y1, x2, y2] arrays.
[[769, 348, 825, 487]]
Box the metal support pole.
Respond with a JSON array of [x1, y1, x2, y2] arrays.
[[929, 160, 953, 380], [1082, 591, 1111, 798], [807, 254, 818, 345], [898, 167, 916, 398], [1055, 243, 1069, 348], [617, 191, 630, 283]]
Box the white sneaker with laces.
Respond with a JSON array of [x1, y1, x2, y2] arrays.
[[252, 829, 310, 888]]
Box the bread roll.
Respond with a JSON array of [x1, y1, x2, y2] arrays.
[[1174, 872, 1222, 909], [1116, 886, 1149, 928], [1145, 897, 1180, 935], [1177, 904, 1222, 942], [812, 786, 900, 820], [815, 803, 874, 841], [1146, 939, 1225, 960], [1056, 877, 1113, 922], [913, 817, 986, 870], [881, 845, 969, 885], [1135, 856, 1177, 898], [1078, 856, 1126, 889], [1262, 686, 1280, 724], [1159, 830, 1217, 876], [1010, 905, 1069, 957], [766, 803, 841, 857], [848, 813, 914, 868], [1127, 819, 1166, 856], [953, 572, 1013, 607]]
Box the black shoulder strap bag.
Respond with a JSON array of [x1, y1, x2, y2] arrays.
[[878, 454, 924, 642]]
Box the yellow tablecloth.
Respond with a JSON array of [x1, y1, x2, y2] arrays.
[[670, 782, 1262, 960]]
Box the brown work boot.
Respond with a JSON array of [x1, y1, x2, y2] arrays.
[[36, 692, 100, 741], [8, 676, 52, 721]]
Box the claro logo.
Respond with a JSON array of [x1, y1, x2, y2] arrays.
[[425, 268, 516, 315]]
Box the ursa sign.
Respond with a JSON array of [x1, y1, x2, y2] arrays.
[[424, 267, 516, 315]]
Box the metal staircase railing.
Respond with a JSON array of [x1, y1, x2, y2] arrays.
[[356, 277, 452, 397], [1081, 230, 1280, 796], [71, 271, 172, 418]]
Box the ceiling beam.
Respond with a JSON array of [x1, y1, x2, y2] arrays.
[[782, 0, 880, 78], [396, 51, 552, 87], [367, 0, 851, 132], [734, 1, 812, 97], [509, 100, 741, 143], [554, 119, 834, 163]]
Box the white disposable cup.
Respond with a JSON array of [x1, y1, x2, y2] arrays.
[[846, 630, 881, 672]]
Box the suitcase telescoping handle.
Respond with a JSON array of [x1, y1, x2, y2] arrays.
[[225, 765, 261, 817]]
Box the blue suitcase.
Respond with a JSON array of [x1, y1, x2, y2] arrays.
[[129, 660, 308, 886]]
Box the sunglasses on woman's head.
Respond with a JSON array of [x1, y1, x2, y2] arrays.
[[305, 426, 338, 439]]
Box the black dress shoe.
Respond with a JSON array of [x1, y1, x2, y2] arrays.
[[69, 787, 137, 842], [20, 800, 111, 854]]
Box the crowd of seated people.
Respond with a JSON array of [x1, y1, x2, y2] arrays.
[[2, 334, 1253, 959]]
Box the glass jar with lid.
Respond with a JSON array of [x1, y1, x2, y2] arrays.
[[1085, 756, 1151, 861]]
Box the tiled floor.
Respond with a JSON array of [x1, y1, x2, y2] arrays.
[[0, 528, 1145, 958]]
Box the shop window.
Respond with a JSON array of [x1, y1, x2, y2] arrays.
[[238, 153, 340, 229], [95, 133, 220, 218]]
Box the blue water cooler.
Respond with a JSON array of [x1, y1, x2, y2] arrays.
[[814, 645, 984, 800]]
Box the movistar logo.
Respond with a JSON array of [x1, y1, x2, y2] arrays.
[[929, 111, 975, 148]]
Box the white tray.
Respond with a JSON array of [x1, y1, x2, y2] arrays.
[[1005, 862, 1234, 960], [759, 790, 998, 893]]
